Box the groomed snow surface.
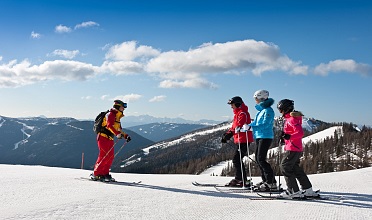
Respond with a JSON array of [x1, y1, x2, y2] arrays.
[[1, 164, 371, 220]]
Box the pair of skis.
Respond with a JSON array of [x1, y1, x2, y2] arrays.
[[192, 181, 341, 201], [78, 177, 141, 186], [192, 181, 283, 192]]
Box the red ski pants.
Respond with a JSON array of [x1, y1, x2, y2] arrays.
[[94, 135, 115, 176]]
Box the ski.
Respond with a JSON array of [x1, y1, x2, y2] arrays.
[[214, 185, 283, 194], [192, 181, 253, 188], [192, 181, 226, 187], [77, 177, 141, 185], [255, 191, 342, 201]]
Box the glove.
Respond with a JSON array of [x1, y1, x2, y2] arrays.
[[116, 133, 123, 139], [120, 132, 131, 142], [125, 135, 131, 142], [282, 133, 291, 140], [221, 131, 233, 143], [242, 124, 252, 132]]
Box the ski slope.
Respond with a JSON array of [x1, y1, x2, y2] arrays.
[[1, 164, 371, 220]]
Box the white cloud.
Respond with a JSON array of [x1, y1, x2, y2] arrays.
[[75, 21, 99, 29], [146, 40, 308, 76], [112, 94, 142, 103], [3, 39, 369, 90], [314, 59, 371, 77], [100, 60, 144, 75], [159, 79, 218, 89], [55, 25, 72, 33], [81, 96, 92, 100], [0, 59, 98, 88], [49, 49, 80, 59], [105, 41, 160, 61], [101, 95, 110, 100], [149, 95, 166, 102], [30, 31, 41, 39]]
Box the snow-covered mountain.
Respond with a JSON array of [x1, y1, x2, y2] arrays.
[[2, 164, 371, 219], [126, 122, 209, 142], [0, 115, 153, 169], [0, 115, 214, 170], [122, 114, 222, 127]]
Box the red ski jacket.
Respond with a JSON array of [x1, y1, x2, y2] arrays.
[[228, 103, 254, 144]]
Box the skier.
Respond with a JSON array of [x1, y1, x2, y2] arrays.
[[221, 96, 254, 187], [90, 100, 131, 182], [276, 99, 319, 198], [248, 90, 277, 191]]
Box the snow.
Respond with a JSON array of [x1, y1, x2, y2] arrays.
[[302, 126, 342, 145], [1, 164, 371, 220], [14, 122, 33, 150], [142, 123, 230, 155]]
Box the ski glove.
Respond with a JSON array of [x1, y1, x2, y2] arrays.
[[221, 131, 233, 143], [116, 133, 123, 139], [125, 135, 131, 142], [282, 133, 291, 140]]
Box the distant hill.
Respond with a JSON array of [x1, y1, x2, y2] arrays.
[[122, 114, 222, 128], [126, 122, 209, 142], [0, 116, 153, 169]]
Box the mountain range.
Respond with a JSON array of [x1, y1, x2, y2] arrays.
[[2, 114, 369, 176], [0, 115, 214, 170]]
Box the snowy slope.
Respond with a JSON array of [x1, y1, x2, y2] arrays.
[[1, 164, 371, 220]]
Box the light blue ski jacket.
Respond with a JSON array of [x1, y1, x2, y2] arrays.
[[249, 98, 275, 139]]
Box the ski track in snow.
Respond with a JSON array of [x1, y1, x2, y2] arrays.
[[13, 122, 34, 150], [1, 165, 371, 220]]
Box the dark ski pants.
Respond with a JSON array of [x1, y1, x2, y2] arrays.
[[232, 142, 249, 182], [280, 151, 312, 192], [255, 138, 276, 184]]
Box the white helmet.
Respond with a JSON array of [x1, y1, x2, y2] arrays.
[[253, 90, 269, 101]]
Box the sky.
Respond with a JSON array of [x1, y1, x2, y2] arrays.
[[0, 0, 371, 126]]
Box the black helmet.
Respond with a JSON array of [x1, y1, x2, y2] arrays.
[[113, 100, 127, 108], [277, 99, 294, 114], [227, 96, 243, 108]]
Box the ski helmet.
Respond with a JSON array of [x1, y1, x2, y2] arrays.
[[277, 99, 294, 114], [227, 96, 243, 108], [113, 100, 127, 108], [253, 90, 269, 101]]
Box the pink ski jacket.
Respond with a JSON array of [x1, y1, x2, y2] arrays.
[[283, 111, 304, 152]]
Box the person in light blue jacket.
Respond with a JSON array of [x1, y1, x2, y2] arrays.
[[248, 90, 277, 191]]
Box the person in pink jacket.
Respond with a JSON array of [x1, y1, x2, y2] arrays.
[[221, 96, 254, 187], [277, 99, 319, 199]]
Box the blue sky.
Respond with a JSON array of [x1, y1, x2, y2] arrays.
[[0, 0, 371, 125]]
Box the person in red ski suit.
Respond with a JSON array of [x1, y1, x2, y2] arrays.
[[221, 96, 254, 187], [91, 100, 131, 182]]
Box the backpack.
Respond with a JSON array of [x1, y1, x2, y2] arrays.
[[93, 110, 109, 134]]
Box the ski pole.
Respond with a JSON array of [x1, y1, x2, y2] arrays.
[[94, 138, 119, 172], [226, 142, 257, 163], [276, 116, 285, 189], [108, 140, 128, 161], [243, 124, 253, 192], [236, 127, 246, 189]]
